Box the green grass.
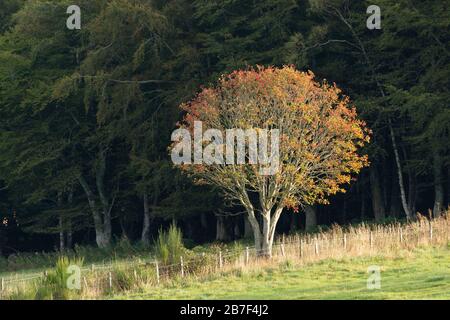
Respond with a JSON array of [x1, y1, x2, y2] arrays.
[[0, 238, 154, 277], [0, 238, 246, 281], [117, 245, 450, 300]]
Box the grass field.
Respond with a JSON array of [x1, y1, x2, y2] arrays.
[[2, 215, 448, 300], [118, 244, 450, 300]]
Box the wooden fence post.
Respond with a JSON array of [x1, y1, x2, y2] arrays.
[[180, 256, 184, 277], [281, 243, 286, 258], [245, 247, 249, 265], [155, 261, 160, 284], [429, 222, 433, 242], [219, 251, 223, 269], [314, 237, 319, 256], [108, 272, 112, 289], [300, 240, 303, 258]]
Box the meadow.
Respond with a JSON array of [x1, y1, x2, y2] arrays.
[[1, 213, 449, 300], [119, 245, 450, 300]]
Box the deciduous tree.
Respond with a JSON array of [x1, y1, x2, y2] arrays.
[[173, 66, 370, 256]]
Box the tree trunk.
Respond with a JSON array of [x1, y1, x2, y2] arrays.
[[98, 197, 111, 245], [95, 231, 109, 248], [241, 187, 283, 257], [305, 205, 317, 232], [244, 216, 253, 238], [78, 175, 110, 248], [246, 210, 262, 253], [215, 216, 227, 241], [266, 208, 284, 258], [370, 166, 385, 222], [59, 215, 65, 252], [141, 192, 151, 245], [119, 215, 129, 240], [261, 215, 271, 257], [200, 213, 208, 230], [96, 150, 112, 246], [233, 218, 240, 239], [388, 121, 412, 220], [433, 149, 444, 218]]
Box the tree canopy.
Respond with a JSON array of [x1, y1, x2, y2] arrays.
[[173, 66, 369, 255]]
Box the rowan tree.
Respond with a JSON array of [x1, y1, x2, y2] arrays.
[[173, 66, 370, 256]]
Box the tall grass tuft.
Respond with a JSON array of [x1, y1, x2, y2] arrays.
[[154, 224, 184, 265], [34, 256, 84, 300]]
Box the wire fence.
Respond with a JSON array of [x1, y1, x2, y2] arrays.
[[1, 213, 449, 298]]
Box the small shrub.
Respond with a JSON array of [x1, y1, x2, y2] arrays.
[[154, 224, 185, 265], [35, 256, 84, 300]]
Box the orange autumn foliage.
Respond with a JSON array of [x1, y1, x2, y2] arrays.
[[174, 65, 370, 212]]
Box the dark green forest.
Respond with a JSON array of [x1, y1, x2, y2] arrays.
[[0, 0, 449, 256]]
